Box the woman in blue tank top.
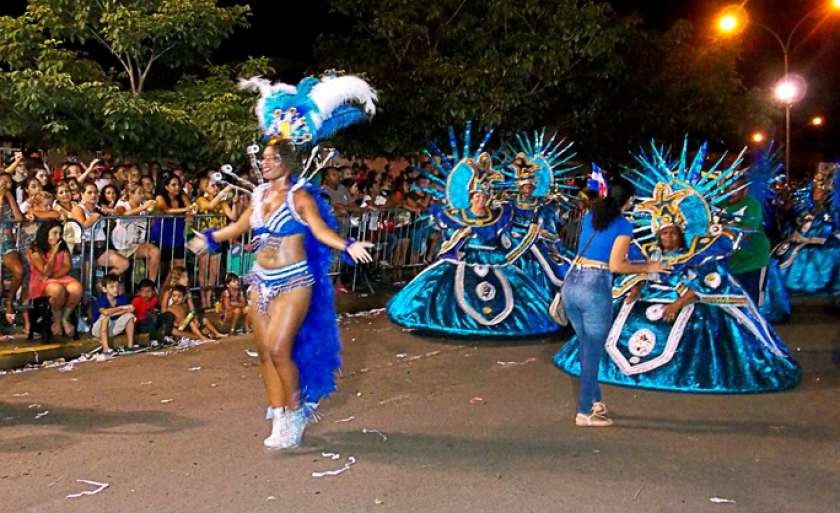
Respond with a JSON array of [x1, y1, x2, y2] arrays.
[[562, 177, 667, 427]]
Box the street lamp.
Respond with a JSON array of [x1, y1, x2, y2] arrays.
[[773, 75, 806, 175], [751, 131, 766, 144], [810, 115, 824, 126], [715, 1, 840, 174]]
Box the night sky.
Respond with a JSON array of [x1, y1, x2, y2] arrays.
[[2, 0, 838, 154]]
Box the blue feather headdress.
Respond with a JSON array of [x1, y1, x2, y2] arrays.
[[239, 72, 377, 146], [624, 137, 746, 264]]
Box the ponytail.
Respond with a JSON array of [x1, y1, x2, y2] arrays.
[[591, 177, 634, 231]]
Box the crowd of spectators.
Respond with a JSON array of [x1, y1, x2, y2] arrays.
[[0, 148, 442, 344]]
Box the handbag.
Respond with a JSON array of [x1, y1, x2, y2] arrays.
[[549, 232, 598, 326]]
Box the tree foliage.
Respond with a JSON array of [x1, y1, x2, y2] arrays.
[[0, 0, 261, 164], [316, 0, 631, 155], [316, 0, 771, 161]]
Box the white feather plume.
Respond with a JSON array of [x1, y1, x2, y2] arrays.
[[309, 75, 378, 126]]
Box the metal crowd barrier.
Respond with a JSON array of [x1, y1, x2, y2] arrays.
[[1, 207, 581, 333], [330, 208, 440, 294]]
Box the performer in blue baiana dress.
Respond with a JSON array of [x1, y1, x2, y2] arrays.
[[388, 126, 560, 337], [773, 162, 840, 300], [554, 140, 801, 393], [495, 130, 578, 296], [191, 73, 377, 449]]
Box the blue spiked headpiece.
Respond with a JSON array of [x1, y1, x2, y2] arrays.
[[495, 129, 579, 200], [624, 137, 747, 264]]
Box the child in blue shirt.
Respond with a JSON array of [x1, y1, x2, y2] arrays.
[[92, 274, 136, 353]]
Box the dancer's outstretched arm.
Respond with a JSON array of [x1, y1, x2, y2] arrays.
[[294, 189, 373, 264], [207, 207, 252, 242]]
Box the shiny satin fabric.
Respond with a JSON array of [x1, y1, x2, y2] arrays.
[[507, 202, 572, 294], [387, 257, 560, 337], [774, 191, 840, 298], [554, 260, 801, 394], [387, 203, 560, 337], [759, 260, 791, 323], [775, 235, 840, 297]]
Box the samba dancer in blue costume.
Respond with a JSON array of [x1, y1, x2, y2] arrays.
[[554, 139, 801, 394], [748, 143, 791, 322], [495, 130, 578, 295], [192, 73, 376, 449], [388, 126, 560, 337], [773, 162, 840, 299]]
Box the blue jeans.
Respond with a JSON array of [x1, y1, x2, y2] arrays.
[[562, 267, 613, 414]]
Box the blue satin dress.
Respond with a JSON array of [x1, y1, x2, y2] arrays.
[[554, 257, 801, 393], [507, 199, 571, 293], [773, 189, 840, 298], [387, 204, 560, 337], [759, 259, 791, 323]]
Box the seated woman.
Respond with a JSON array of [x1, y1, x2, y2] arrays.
[[555, 224, 801, 393], [27, 220, 84, 337]]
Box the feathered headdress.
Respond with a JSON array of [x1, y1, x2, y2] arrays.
[[624, 137, 746, 264], [225, 72, 376, 190], [239, 72, 377, 146]]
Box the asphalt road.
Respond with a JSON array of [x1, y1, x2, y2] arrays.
[[1, 303, 838, 513]]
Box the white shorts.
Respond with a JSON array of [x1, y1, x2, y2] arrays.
[[92, 313, 135, 338]]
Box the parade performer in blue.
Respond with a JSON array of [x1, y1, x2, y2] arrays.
[[495, 130, 579, 295], [191, 73, 376, 449], [748, 143, 791, 323], [554, 139, 801, 395], [773, 162, 840, 300], [388, 125, 560, 337]]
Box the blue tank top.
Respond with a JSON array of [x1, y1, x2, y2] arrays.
[[577, 211, 633, 262]]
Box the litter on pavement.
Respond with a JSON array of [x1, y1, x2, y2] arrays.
[[312, 456, 357, 478], [65, 480, 109, 499]]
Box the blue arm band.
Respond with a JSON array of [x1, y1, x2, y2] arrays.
[[203, 229, 222, 253]]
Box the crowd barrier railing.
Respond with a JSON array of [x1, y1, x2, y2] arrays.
[[2, 207, 579, 335]]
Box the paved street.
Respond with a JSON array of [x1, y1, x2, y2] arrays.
[[1, 302, 838, 513]]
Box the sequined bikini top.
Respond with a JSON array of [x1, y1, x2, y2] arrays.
[[250, 184, 309, 249]]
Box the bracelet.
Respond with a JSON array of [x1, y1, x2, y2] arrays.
[[340, 238, 357, 266], [203, 229, 222, 253]]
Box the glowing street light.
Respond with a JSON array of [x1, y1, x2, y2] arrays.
[[718, 14, 740, 33], [751, 131, 766, 144], [715, 6, 746, 35], [714, 2, 840, 175], [811, 115, 824, 126], [773, 76, 806, 105]]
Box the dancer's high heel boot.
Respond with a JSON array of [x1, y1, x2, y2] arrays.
[[285, 407, 307, 448], [263, 407, 289, 448]]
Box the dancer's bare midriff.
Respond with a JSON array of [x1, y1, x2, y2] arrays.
[[254, 233, 307, 269]]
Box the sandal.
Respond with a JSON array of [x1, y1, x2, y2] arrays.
[[575, 412, 613, 427], [592, 401, 608, 415]]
